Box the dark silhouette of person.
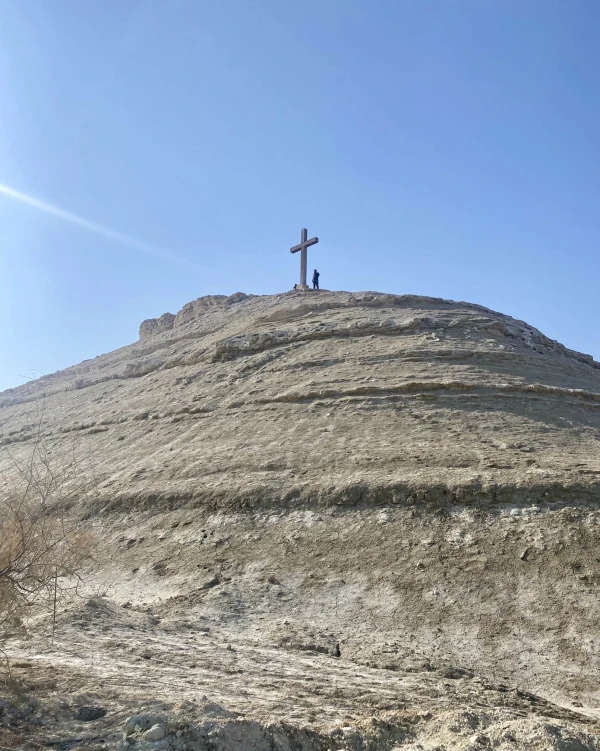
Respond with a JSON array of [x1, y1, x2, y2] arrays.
[[312, 269, 320, 290]]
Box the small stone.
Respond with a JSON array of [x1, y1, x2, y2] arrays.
[[123, 713, 167, 736], [144, 724, 167, 741], [469, 733, 488, 746]]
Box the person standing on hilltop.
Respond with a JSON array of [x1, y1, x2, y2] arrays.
[[312, 269, 320, 290]]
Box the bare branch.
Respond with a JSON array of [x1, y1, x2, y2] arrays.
[[0, 403, 94, 640]]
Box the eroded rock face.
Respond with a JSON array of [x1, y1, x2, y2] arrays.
[[3, 290, 600, 742]]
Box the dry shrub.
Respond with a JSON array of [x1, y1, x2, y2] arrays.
[[0, 492, 91, 630], [0, 407, 94, 636]]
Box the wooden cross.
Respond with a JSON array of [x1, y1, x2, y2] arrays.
[[290, 228, 318, 289]]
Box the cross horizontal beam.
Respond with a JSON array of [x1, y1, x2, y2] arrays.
[[290, 235, 318, 253]]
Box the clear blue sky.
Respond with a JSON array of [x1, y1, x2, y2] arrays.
[[1, 1, 599, 392]]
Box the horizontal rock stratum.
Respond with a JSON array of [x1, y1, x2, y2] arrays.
[[3, 291, 600, 510], [3, 290, 600, 749]]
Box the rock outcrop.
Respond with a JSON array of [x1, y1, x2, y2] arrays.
[[139, 312, 176, 340]]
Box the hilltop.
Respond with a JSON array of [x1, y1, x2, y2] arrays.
[[2, 290, 600, 750]]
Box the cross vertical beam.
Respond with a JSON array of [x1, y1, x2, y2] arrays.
[[299, 228, 308, 289], [290, 228, 319, 289]]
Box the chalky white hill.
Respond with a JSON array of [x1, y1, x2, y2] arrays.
[[3, 290, 600, 749]]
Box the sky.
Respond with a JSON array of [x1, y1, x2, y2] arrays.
[[0, 0, 599, 391]]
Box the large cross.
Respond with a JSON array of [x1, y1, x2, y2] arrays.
[[290, 228, 318, 289]]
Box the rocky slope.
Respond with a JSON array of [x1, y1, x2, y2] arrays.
[[2, 290, 600, 749]]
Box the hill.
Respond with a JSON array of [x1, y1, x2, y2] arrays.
[[2, 290, 600, 750]]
